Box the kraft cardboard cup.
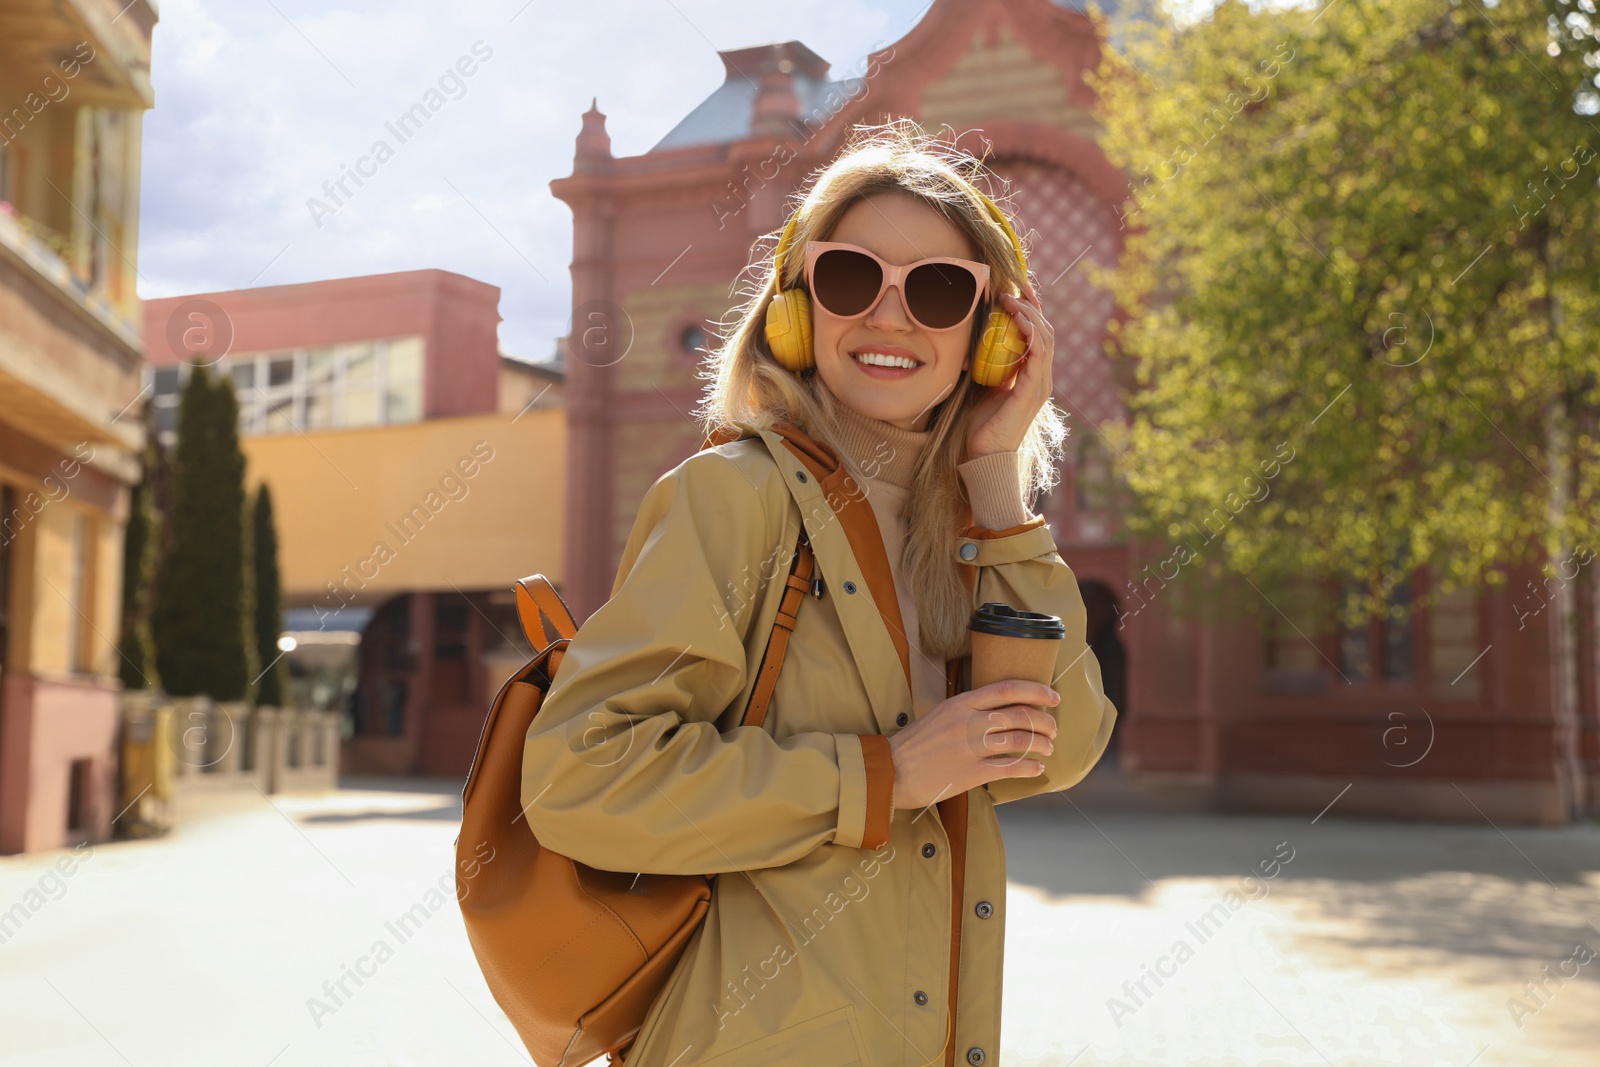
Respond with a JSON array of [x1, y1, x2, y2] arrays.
[[968, 602, 1065, 691]]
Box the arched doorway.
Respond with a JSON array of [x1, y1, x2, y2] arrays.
[[1079, 579, 1127, 769]]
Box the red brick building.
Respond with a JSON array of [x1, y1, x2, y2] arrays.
[[549, 0, 1598, 823]]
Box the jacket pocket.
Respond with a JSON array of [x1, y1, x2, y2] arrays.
[[695, 1003, 871, 1067]]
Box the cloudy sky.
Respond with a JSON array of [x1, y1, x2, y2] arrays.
[[137, 0, 961, 362]]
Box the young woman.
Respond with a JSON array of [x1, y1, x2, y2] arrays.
[[521, 121, 1118, 1067]]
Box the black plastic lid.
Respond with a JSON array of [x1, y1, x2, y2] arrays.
[[968, 601, 1066, 639]]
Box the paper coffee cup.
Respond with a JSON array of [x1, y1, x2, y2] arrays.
[[968, 601, 1065, 690]]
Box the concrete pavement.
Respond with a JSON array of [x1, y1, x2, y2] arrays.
[[999, 774, 1600, 1066], [0, 770, 1595, 1066]]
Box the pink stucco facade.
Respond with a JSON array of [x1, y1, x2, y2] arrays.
[[0, 675, 121, 852]]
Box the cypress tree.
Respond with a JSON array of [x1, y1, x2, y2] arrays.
[[116, 433, 162, 691], [151, 366, 255, 700], [252, 484, 288, 707]]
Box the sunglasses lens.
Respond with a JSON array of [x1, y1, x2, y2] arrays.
[[811, 249, 883, 318], [905, 262, 980, 329]]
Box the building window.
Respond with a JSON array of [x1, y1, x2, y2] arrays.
[[150, 366, 182, 438], [432, 599, 471, 706], [679, 323, 709, 357], [1337, 570, 1415, 683], [305, 346, 337, 429], [1263, 565, 1457, 691], [385, 336, 424, 421], [1383, 573, 1415, 680], [1074, 434, 1114, 513], [67, 758, 92, 832], [356, 595, 411, 738], [480, 593, 530, 656], [1262, 577, 1335, 690], [1427, 574, 1482, 699], [144, 335, 428, 445]]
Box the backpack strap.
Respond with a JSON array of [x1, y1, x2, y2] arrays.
[[514, 574, 578, 654], [738, 528, 815, 731], [513, 529, 813, 732], [696, 426, 817, 731]]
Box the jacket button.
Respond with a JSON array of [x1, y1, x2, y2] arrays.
[[913, 990, 928, 1006], [795, 470, 808, 483], [975, 901, 993, 919], [896, 712, 909, 727], [959, 542, 977, 561], [967, 1048, 986, 1065], [921, 843, 936, 858], [842, 580, 858, 594]]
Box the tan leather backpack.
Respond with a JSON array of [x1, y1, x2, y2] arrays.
[[455, 526, 818, 1067]]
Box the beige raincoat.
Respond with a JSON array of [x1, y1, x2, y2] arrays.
[[520, 418, 1117, 1067]]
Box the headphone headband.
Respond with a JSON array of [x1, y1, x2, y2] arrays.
[[771, 182, 1027, 289]]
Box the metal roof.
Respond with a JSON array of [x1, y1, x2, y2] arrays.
[[650, 71, 869, 152]]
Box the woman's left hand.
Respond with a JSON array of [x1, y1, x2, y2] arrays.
[[965, 277, 1055, 458]]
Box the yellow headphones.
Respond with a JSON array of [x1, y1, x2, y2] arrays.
[[763, 188, 1030, 387]]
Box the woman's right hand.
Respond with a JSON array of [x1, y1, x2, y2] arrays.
[[887, 679, 1060, 811]]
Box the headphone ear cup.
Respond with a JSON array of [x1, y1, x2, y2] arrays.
[[764, 289, 815, 372], [970, 307, 1028, 386]]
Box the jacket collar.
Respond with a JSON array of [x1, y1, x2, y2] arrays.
[[698, 419, 977, 724]]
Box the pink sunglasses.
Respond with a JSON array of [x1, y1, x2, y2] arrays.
[[803, 241, 992, 332]]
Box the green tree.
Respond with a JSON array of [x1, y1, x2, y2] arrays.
[[1087, 0, 1600, 624], [252, 483, 289, 707], [116, 433, 163, 691], [151, 366, 257, 700]]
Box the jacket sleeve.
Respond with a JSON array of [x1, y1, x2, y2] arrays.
[[520, 450, 897, 876], [955, 451, 1118, 806]]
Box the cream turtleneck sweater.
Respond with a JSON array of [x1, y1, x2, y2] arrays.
[[816, 378, 1036, 723]]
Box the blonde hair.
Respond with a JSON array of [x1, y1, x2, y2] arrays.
[[694, 119, 1069, 661]]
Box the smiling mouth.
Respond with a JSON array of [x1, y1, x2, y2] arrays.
[[851, 349, 924, 370]]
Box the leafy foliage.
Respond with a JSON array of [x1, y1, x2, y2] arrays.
[[1087, 0, 1600, 626]]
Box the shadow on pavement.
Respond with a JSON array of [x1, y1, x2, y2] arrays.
[[292, 775, 466, 824], [995, 766, 1600, 986]]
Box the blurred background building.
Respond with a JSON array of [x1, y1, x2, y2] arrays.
[[2, 0, 1584, 856], [551, 0, 1591, 824], [0, 0, 157, 854], [142, 270, 565, 778]]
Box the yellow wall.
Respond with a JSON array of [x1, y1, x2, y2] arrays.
[[91, 515, 123, 676], [5, 497, 121, 682], [28, 506, 83, 677], [243, 409, 565, 611]]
